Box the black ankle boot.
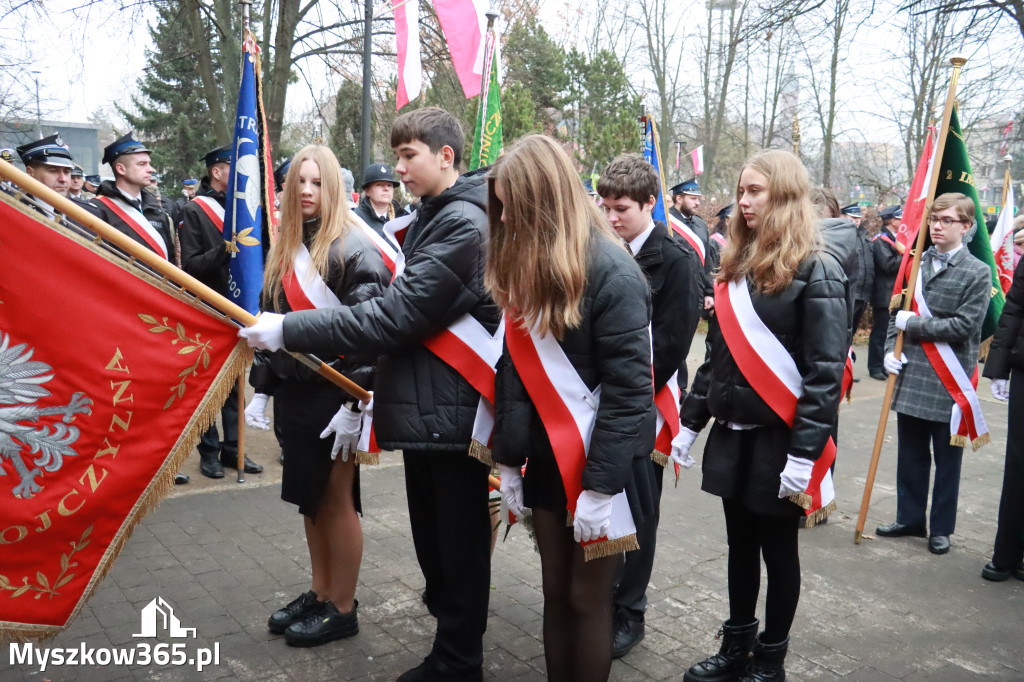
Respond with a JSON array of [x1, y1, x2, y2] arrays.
[[739, 634, 788, 682], [683, 619, 759, 682]]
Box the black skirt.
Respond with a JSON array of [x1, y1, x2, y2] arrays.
[[700, 421, 803, 517], [276, 381, 361, 518], [523, 436, 656, 530]]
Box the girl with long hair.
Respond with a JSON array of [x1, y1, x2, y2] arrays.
[[488, 135, 656, 681], [246, 144, 389, 647], [673, 150, 848, 682]]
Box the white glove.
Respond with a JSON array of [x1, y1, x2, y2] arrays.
[[320, 405, 362, 461], [991, 379, 1010, 402], [894, 310, 916, 331], [778, 454, 814, 499], [573, 489, 615, 543], [884, 351, 908, 375], [238, 312, 286, 351], [244, 393, 271, 430], [670, 426, 699, 469], [497, 464, 525, 520]]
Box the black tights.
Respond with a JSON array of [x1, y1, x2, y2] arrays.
[[723, 498, 800, 644], [533, 507, 623, 682]]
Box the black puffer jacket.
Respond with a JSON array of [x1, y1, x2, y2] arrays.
[[250, 219, 389, 398], [491, 234, 656, 495], [179, 179, 230, 296], [83, 180, 177, 264], [353, 193, 407, 238], [282, 170, 501, 452], [681, 251, 848, 461], [984, 255, 1024, 379], [818, 217, 857, 340], [871, 228, 903, 308], [851, 225, 874, 303]]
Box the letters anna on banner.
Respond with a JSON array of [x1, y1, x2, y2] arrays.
[[0, 191, 247, 639]]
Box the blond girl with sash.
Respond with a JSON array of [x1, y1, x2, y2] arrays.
[[487, 135, 657, 682], [246, 145, 389, 647], [674, 150, 848, 682]]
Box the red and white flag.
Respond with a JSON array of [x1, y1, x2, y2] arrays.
[[891, 126, 938, 306], [432, 0, 487, 99], [991, 181, 1016, 294], [394, 0, 422, 109], [690, 145, 704, 175]]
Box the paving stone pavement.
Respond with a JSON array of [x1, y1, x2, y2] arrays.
[[5, 340, 1024, 681]]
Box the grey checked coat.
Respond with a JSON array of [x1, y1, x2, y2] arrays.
[[886, 246, 991, 422]]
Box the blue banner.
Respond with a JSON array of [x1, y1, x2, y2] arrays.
[[223, 38, 266, 316], [641, 117, 670, 224]]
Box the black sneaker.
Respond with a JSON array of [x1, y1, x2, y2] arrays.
[[268, 590, 321, 634], [284, 599, 358, 647]]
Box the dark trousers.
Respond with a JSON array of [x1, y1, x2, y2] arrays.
[[868, 305, 890, 374], [613, 459, 664, 622], [992, 376, 1024, 568], [403, 450, 491, 673], [895, 413, 964, 536], [198, 384, 238, 458]]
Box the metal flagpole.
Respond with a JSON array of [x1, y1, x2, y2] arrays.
[[360, 0, 373, 173], [854, 56, 968, 544]]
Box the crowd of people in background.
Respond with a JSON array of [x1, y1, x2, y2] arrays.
[[4, 106, 1023, 682]]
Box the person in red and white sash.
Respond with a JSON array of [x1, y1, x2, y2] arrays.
[[674, 150, 848, 682], [246, 145, 389, 647], [82, 132, 178, 265], [242, 108, 501, 681], [179, 144, 263, 479], [876, 192, 991, 556], [597, 154, 702, 659], [487, 135, 657, 682]]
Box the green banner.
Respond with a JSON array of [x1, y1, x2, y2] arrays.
[[469, 37, 502, 171], [933, 105, 1004, 339]]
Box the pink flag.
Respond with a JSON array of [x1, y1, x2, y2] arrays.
[[395, 0, 422, 110], [433, 0, 487, 99], [690, 145, 704, 175]]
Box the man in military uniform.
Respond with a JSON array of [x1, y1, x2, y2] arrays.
[[842, 203, 874, 336], [16, 134, 74, 199], [83, 174, 101, 197], [81, 132, 177, 265], [69, 164, 86, 200], [670, 178, 713, 314], [354, 163, 405, 237], [869, 205, 905, 380], [180, 144, 263, 478]]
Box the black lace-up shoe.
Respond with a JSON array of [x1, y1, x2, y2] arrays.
[[268, 590, 320, 634], [284, 599, 358, 647]]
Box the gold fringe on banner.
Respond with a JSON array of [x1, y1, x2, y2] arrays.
[[787, 492, 837, 525], [950, 431, 990, 451], [979, 336, 992, 362], [467, 439, 494, 466], [355, 450, 380, 465], [889, 292, 905, 312], [650, 450, 669, 468], [583, 534, 640, 561]]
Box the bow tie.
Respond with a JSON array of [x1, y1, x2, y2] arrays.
[[926, 246, 951, 264]]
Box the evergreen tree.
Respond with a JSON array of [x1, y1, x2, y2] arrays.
[[123, 1, 227, 184], [563, 48, 640, 172], [501, 17, 566, 142], [331, 79, 362, 173]]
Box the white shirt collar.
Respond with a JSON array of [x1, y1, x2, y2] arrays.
[[931, 243, 964, 272], [627, 220, 657, 256], [117, 186, 142, 204]]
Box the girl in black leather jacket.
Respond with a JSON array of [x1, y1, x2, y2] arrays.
[[675, 150, 848, 682]]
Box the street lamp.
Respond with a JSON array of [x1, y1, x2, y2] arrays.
[[31, 70, 42, 139]]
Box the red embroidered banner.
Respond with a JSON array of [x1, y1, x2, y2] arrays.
[[0, 193, 246, 638]]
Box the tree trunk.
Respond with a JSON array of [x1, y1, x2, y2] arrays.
[[185, 0, 231, 143]]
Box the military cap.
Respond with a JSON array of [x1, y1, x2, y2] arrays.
[[361, 163, 400, 189], [840, 203, 862, 218], [716, 204, 733, 220], [71, 163, 84, 178], [182, 177, 199, 187], [203, 144, 232, 168], [0, 148, 15, 163], [84, 174, 101, 186], [878, 205, 903, 221], [17, 134, 75, 169], [670, 178, 701, 196], [150, 172, 163, 184], [273, 157, 291, 192], [102, 131, 150, 167]]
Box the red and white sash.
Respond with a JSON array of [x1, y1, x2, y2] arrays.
[[350, 209, 399, 276], [710, 232, 727, 247], [95, 195, 168, 259], [910, 270, 989, 449], [668, 214, 706, 265], [841, 348, 854, 402], [505, 319, 639, 560], [714, 277, 837, 521], [382, 210, 417, 281], [193, 196, 225, 229], [652, 371, 680, 468]]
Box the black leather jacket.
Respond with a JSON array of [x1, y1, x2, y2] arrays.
[[681, 251, 849, 461], [491, 234, 656, 495]]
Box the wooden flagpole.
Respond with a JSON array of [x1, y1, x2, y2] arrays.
[[854, 56, 967, 544], [0, 158, 371, 404]]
